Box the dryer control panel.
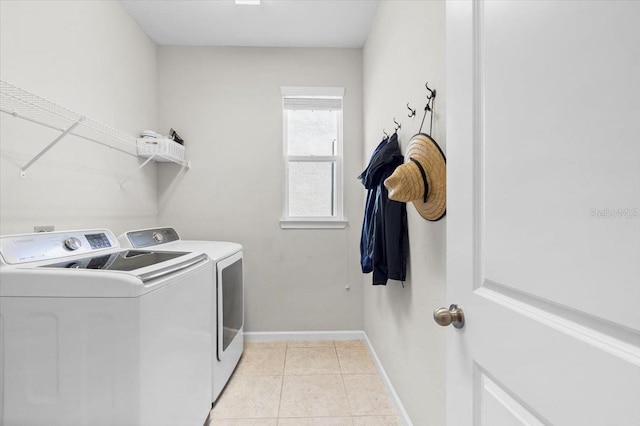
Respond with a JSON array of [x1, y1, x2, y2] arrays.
[[123, 227, 180, 248], [0, 229, 118, 265]]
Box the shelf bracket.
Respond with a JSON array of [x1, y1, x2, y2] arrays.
[[120, 156, 191, 188], [20, 116, 85, 177], [119, 154, 157, 188]]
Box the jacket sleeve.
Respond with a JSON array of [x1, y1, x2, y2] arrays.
[[384, 198, 408, 282], [371, 185, 388, 285], [359, 190, 375, 273]]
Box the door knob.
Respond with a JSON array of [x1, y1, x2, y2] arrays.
[[433, 304, 465, 328]]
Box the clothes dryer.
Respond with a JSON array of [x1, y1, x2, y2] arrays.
[[118, 227, 243, 402], [0, 229, 213, 426]]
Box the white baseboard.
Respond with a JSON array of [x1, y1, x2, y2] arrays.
[[361, 333, 413, 426], [243, 330, 413, 426], [244, 330, 366, 342]]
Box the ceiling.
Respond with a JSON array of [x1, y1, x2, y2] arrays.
[[120, 0, 379, 48]]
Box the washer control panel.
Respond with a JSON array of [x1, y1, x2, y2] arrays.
[[85, 233, 113, 249], [63, 237, 82, 251], [0, 229, 118, 264]]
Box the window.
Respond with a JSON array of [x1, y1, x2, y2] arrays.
[[280, 87, 346, 229]]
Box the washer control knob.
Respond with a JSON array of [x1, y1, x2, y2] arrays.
[[152, 232, 164, 243], [63, 237, 82, 251]]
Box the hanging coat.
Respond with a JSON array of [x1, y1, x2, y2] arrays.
[[358, 133, 408, 285]]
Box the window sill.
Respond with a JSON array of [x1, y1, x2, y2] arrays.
[[280, 219, 348, 229]]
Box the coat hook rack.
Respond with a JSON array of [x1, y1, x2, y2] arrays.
[[407, 103, 416, 118], [393, 118, 401, 131]]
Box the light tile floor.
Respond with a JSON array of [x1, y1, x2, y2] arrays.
[[207, 340, 400, 426]]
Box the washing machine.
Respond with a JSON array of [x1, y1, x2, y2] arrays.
[[0, 229, 213, 426], [118, 227, 243, 403]]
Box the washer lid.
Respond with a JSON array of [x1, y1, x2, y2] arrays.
[[1, 250, 210, 297], [38, 249, 204, 283], [41, 250, 187, 271]]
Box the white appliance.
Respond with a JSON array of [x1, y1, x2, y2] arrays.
[[0, 229, 213, 426], [118, 227, 243, 402]]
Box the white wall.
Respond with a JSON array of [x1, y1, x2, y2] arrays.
[[0, 1, 158, 236], [156, 47, 364, 332], [363, 1, 446, 425]]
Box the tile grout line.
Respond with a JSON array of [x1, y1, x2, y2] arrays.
[[276, 344, 288, 422], [335, 340, 356, 423], [334, 339, 356, 425]]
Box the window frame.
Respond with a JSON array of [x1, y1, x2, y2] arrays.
[[280, 86, 347, 229]]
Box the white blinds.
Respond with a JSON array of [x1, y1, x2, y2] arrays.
[[283, 97, 342, 111]]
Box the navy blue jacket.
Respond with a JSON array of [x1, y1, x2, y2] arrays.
[[359, 133, 408, 285]]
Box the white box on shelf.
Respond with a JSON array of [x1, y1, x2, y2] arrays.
[[136, 137, 185, 163]]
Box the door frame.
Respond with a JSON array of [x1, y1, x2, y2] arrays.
[[446, 0, 480, 423]]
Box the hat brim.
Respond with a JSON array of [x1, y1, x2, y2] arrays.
[[405, 133, 446, 221]]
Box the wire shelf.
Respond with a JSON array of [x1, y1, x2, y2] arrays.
[[0, 80, 189, 179]]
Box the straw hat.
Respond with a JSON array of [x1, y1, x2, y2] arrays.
[[384, 133, 446, 221]]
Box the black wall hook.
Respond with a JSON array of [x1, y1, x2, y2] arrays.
[[383, 128, 389, 138], [407, 103, 416, 118], [393, 118, 401, 131], [420, 82, 437, 135], [425, 82, 436, 100]]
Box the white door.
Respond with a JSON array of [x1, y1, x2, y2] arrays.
[[445, 1, 640, 425]]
